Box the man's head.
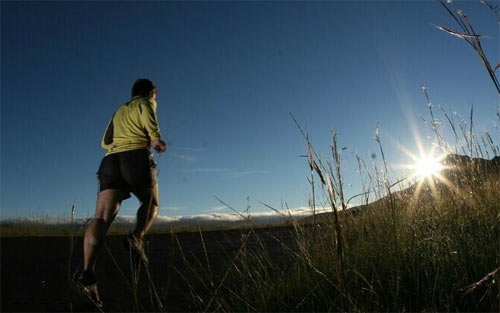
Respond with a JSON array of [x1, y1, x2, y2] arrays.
[[132, 78, 157, 99]]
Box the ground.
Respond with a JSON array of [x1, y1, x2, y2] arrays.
[[0, 227, 296, 312]]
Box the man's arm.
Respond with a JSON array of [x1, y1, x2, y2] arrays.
[[141, 100, 167, 153], [100, 115, 115, 150]]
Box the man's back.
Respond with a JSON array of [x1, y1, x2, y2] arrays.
[[101, 97, 161, 155]]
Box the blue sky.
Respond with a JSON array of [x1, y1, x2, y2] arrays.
[[1, 1, 499, 219]]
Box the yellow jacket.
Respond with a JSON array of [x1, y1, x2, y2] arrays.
[[101, 96, 162, 155]]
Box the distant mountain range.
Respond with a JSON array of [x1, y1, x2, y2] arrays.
[[0, 208, 323, 236]]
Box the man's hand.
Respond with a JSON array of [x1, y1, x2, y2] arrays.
[[151, 139, 167, 153]]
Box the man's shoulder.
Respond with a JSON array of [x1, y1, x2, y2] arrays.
[[128, 97, 154, 108]]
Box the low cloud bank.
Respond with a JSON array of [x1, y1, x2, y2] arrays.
[[1, 207, 332, 230]]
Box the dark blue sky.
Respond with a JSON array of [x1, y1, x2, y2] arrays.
[[2, 1, 499, 219]]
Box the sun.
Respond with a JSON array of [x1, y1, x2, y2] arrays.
[[389, 111, 459, 204], [413, 155, 444, 180], [394, 141, 448, 183]]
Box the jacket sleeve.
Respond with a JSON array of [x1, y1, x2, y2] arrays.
[[140, 100, 162, 141], [100, 115, 115, 150]]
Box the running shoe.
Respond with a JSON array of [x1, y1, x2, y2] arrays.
[[74, 275, 103, 310]]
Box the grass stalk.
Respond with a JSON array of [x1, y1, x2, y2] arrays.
[[436, 0, 500, 94]]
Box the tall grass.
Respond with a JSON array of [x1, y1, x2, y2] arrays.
[[436, 0, 500, 95], [195, 1, 500, 312], [203, 118, 498, 312], [201, 128, 498, 312]]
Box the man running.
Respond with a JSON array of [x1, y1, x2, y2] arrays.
[[78, 78, 167, 308]]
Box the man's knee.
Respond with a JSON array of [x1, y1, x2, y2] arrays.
[[140, 195, 159, 208], [95, 189, 122, 222], [136, 187, 159, 208]]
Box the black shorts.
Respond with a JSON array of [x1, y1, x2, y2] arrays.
[[97, 149, 157, 200]]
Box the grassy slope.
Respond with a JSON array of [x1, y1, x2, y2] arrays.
[[213, 172, 499, 312]]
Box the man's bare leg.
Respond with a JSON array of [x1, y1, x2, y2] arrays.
[[132, 184, 159, 239], [83, 189, 125, 272]]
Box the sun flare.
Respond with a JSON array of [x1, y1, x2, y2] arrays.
[[413, 155, 444, 180]]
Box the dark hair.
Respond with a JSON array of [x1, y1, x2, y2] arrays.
[[131, 78, 157, 97]]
